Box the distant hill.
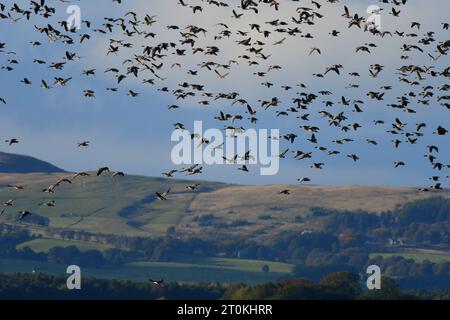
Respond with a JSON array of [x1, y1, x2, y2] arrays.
[[0, 171, 448, 240], [0, 151, 65, 173]]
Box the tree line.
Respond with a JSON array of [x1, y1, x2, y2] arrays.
[[0, 271, 448, 300]]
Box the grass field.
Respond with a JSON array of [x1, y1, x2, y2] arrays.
[[0, 257, 293, 284], [11, 236, 293, 284], [16, 238, 113, 253], [370, 250, 450, 263], [1, 173, 448, 241], [0, 173, 223, 237], [130, 257, 293, 274]]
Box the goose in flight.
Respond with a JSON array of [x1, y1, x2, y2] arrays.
[[8, 184, 25, 190], [112, 171, 125, 178], [186, 183, 200, 191], [309, 47, 321, 55], [5, 138, 19, 145], [40, 80, 51, 90], [238, 165, 249, 172], [1, 199, 14, 216], [18, 210, 31, 220], [162, 170, 177, 178], [215, 70, 229, 79], [432, 183, 443, 190], [187, 166, 203, 175], [311, 163, 325, 169], [232, 9, 243, 19], [72, 172, 90, 179], [39, 200, 56, 207], [180, 164, 200, 174], [149, 279, 164, 287], [155, 189, 170, 201], [277, 149, 289, 159], [78, 141, 90, 147], [97, 167, 110, 176], [42, 185, 56, 194], [427, 145, 439, 153], [293, 151, 312, 160], [55, 178, 72, 186], [395, 161, 406, 168], [3, 199, 14, 207], [435, 126, 448, 136], [21, 78, 32, 85]]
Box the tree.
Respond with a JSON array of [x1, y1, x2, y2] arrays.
[[166, 226, 176, 235], [359, 277, 416, 300], [319, 271, 361, 297]]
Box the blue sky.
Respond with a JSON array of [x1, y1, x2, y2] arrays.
[[0, 0, 448, 187]]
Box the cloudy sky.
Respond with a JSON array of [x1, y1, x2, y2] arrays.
[[0, 0, 448, 187]]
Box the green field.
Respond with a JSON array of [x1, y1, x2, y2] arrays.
[[0, 173, 223, 237], [1, 173, 448, 241], [0, 257, 293, 285], [10, 237, 293, 284], [16, 238, 113, 253], [130, 257, 293, 274], [370, 250, 450, 263]]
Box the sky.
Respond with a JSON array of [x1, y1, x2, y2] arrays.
[[0, 0, 449, 187]]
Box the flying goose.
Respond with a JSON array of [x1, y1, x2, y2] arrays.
[[149, 279, 164, 287], [8, 184, 25, 190], [186, 184, 200, 191], [155, 189, 171, 201], [112, 171, 125, 178], [78, 141, 90, 147], [5, 138, 19, 145], [18, 210, 31, 220], [97, 167, 110, 176]]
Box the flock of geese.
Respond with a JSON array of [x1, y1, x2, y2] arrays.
[[0, 0, 449, 224]]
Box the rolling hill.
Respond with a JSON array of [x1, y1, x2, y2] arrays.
[[0, 172, 448, 240], [0, 151, 65, 173], [0, 152, 449, 240]]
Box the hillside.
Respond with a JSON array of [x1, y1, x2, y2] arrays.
[[0, 151, 65, 174], [0, 172, 448, 240], [0, 173, 225, 236], [182, 184, 450, 239]]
